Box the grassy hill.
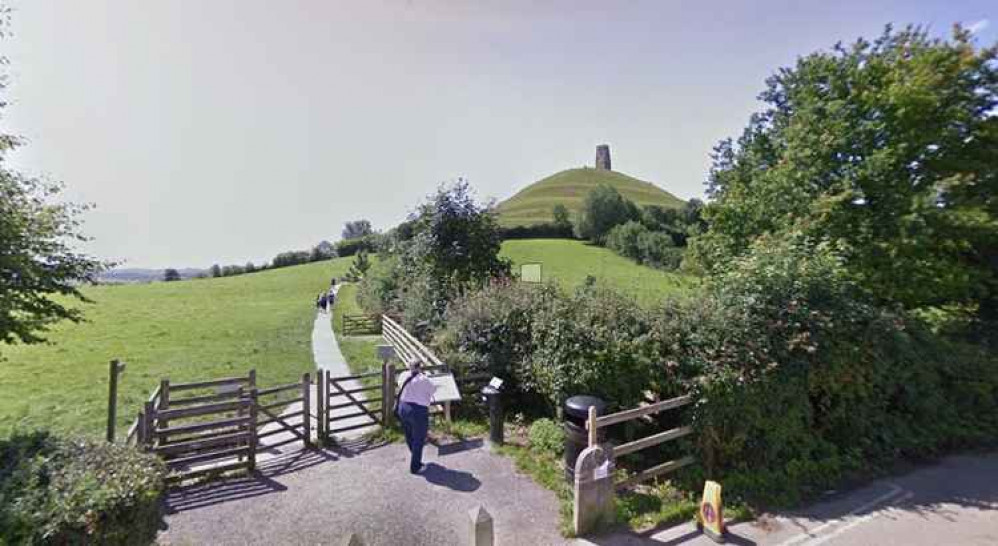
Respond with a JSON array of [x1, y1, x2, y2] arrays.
[[497, 167, 685, 228], [500, 239, 697, 304], [0, 259, 351, 439]]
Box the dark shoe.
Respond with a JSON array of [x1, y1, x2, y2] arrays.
[[410, 464, 425, 475]]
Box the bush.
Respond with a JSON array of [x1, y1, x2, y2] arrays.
[[0, 431, 166, 545], [605, 221, 683, 271], [500, 222, 574, 240], [528, 418, 565, 456], [575, 185, 640, 243], [335, 234, 379, 258]]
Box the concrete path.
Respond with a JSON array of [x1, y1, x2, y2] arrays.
[[257, 288, 376, 457], [160, 439, 568, 545], [576, 452, 998, 546]]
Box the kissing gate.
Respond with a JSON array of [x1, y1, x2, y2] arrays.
[[113, 315, 486, 482]]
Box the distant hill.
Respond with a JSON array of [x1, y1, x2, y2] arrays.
[[496, 167, 684, 228], [98, 268, 206, 284]]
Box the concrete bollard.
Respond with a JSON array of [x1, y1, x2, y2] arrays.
[[342, 533, 364, 546], [573, 445, 615, 536], [468, 505, 494, 546]]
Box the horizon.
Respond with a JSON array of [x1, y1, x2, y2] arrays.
[[3, 0, 994, 269]]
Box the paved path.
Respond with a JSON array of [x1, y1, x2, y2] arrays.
[[160, 439, 568, 545], [577, 452, 998, 546]]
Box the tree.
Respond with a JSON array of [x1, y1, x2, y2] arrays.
[[310, 240, 335, 262], [163, 269, 181, 282], [0, 14, 107, 347], [244, 262, 256, 273], [575, 185, 640, 243], [210, 264, 222, 278], [552, 204, 572, 231], [690, 25, 998, 319], [345, 250, 371, 281], [342, 220, 374, 241]]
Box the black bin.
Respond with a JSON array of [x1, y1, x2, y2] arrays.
[[563, 395, 607, 482]]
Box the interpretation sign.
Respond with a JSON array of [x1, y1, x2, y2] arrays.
[[428, 373, 461, 403]]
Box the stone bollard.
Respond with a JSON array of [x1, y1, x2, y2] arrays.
[[468, 505, 494, 546], [573, 445, 615, 536], [342, 533, 364, 546]]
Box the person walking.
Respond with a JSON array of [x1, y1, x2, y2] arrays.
[[326, 286, 336, 312], [316, 293, 326, 313], [396, 358, 436, 474]]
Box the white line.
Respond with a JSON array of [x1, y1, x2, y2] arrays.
[[806, 491, 914, 545], [776, 484, 905, 546]]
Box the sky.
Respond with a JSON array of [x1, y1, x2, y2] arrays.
[[3, 0, 994, 269]]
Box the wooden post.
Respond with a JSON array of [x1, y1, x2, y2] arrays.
[[248, 368, 257, 389], [248, 388, 258, 472], [302, 373, 312, 448], [587, 406, 598, 448], [143, 401, 155, 451], [158, 378, 170, 441], [136, 410, 146, 446], [383, 362, 396, 426], [106, 360, 122, 443]]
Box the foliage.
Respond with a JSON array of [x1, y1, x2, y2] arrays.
[[574, 185, 640, 243], [210, 264, 222, 277], [527, 418, 564, 456], [690, 25, 998, 327], [343, 251, 371, 282], [163, 268, 181, 282], [310, 240, 335, 262], [335, 234, 380, 258], [0, 431, 165, 545], [341, 219, 374, 241], [358, 180, 510, 329], [552, 204, 572, 232], [271, 250, 312, 268], [640, 199, 706, 247], [606, 220, 685, 270], [499, 222, 573, 240]]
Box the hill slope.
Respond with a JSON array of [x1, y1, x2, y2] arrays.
[[500, 239, 697, 304], [497, 168, 684, 228], [0, 259, 351, 439]]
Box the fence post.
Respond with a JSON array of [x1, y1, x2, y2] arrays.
[[587, 406, 598, 448], [317, 369, 326, 444], [573, 445, 615, 536], [106, 360, 122, 443], [383, 362, 396, 427], [142, 401, 155, 451], [136, 410, 146, 446], [302, 373, 312, 448], [249, 369, 257, 389], [248, 388, 258, 472], [158, 378, 170, 440]]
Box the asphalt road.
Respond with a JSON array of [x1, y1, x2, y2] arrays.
[[581, 452, 998, 546]]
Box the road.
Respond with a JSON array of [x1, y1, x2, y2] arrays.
[[581, 452, 998, 546]]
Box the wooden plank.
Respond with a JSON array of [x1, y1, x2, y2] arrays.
[[155, 431, 251, 456], [327, 370, 383, 382], [157, 399, 250, 420], [166, 445, 252, 468], [302, 372, 311, 448], [593, 395, 693, 429], [157, 415, 252, 437], [165, 460, 250, 483], [329, 409, 379, 422], [327, 397, 383, 411], [612, 426, 694, 458], [327, 385, 380, 396], [256, 383, 303, 397], [159, 425, 248, 447], [257, 425, 305, 441], [169, 376, 248, 392], [616, 455, 696, 490], [328, 379, 381, 422], [258, 397, 304, 412], [169, 391, 243, 407], [257, 410, 304, 429], [248, 389, 258, 471]]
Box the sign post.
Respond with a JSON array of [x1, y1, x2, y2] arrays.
[[697, 480, 725, 543]]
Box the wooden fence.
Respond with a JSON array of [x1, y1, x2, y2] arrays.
[[381, 315, 454, 420], [585, 394, 695, 489], [255, 373, 312, 450], [318, 368, 383, 440], [342, 314, 381, 336]]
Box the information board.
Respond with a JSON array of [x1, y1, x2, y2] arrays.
[[520, 263, 543, 283], [428, 373, 461, 403]]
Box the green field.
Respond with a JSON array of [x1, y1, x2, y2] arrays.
[[0, 259, 350, 439], [497, 167, 685, 228], [500, 239, 697, 304]]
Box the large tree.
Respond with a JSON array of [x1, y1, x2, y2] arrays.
[[691, 25, 998, 319], [341, 220, 373, 241], [575, 185, 640, 243]]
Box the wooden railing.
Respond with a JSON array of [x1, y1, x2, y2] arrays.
[[585, 394, 695, 489]]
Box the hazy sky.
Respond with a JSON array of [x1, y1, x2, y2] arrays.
[[4, 1, 994, 268]]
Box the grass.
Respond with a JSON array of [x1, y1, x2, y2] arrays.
[[0, 259, 352, 440], [497, 167, 684, 228], [500, 239, 698, 305]]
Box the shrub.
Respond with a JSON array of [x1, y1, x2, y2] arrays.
[[335, 234, 379, 258], [528, 418, 565, 456], [575, 185, 640, 243], [0, 431, 166, 545], [606, 221, 683, 271], [499, 222, 574, 240]]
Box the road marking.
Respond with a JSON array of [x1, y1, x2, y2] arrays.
[[776, 484, 907, 546], [805, 491, 914, 545]]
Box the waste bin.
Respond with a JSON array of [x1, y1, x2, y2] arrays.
[[563, 395, 607, 482]]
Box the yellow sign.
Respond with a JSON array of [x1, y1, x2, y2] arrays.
[[698, 480, 725, 542]]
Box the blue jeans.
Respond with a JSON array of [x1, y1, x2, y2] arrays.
[[399, 401, 429, 473]]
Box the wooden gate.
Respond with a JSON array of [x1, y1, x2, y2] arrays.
[[140, 372, 259, 482], [255, 373, 312, 450], [317, 369, 383, 442]]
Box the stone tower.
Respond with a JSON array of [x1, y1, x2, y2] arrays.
[[595, 144, 611, 171]]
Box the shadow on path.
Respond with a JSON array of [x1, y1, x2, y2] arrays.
[[421, 462, 481, 492]]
